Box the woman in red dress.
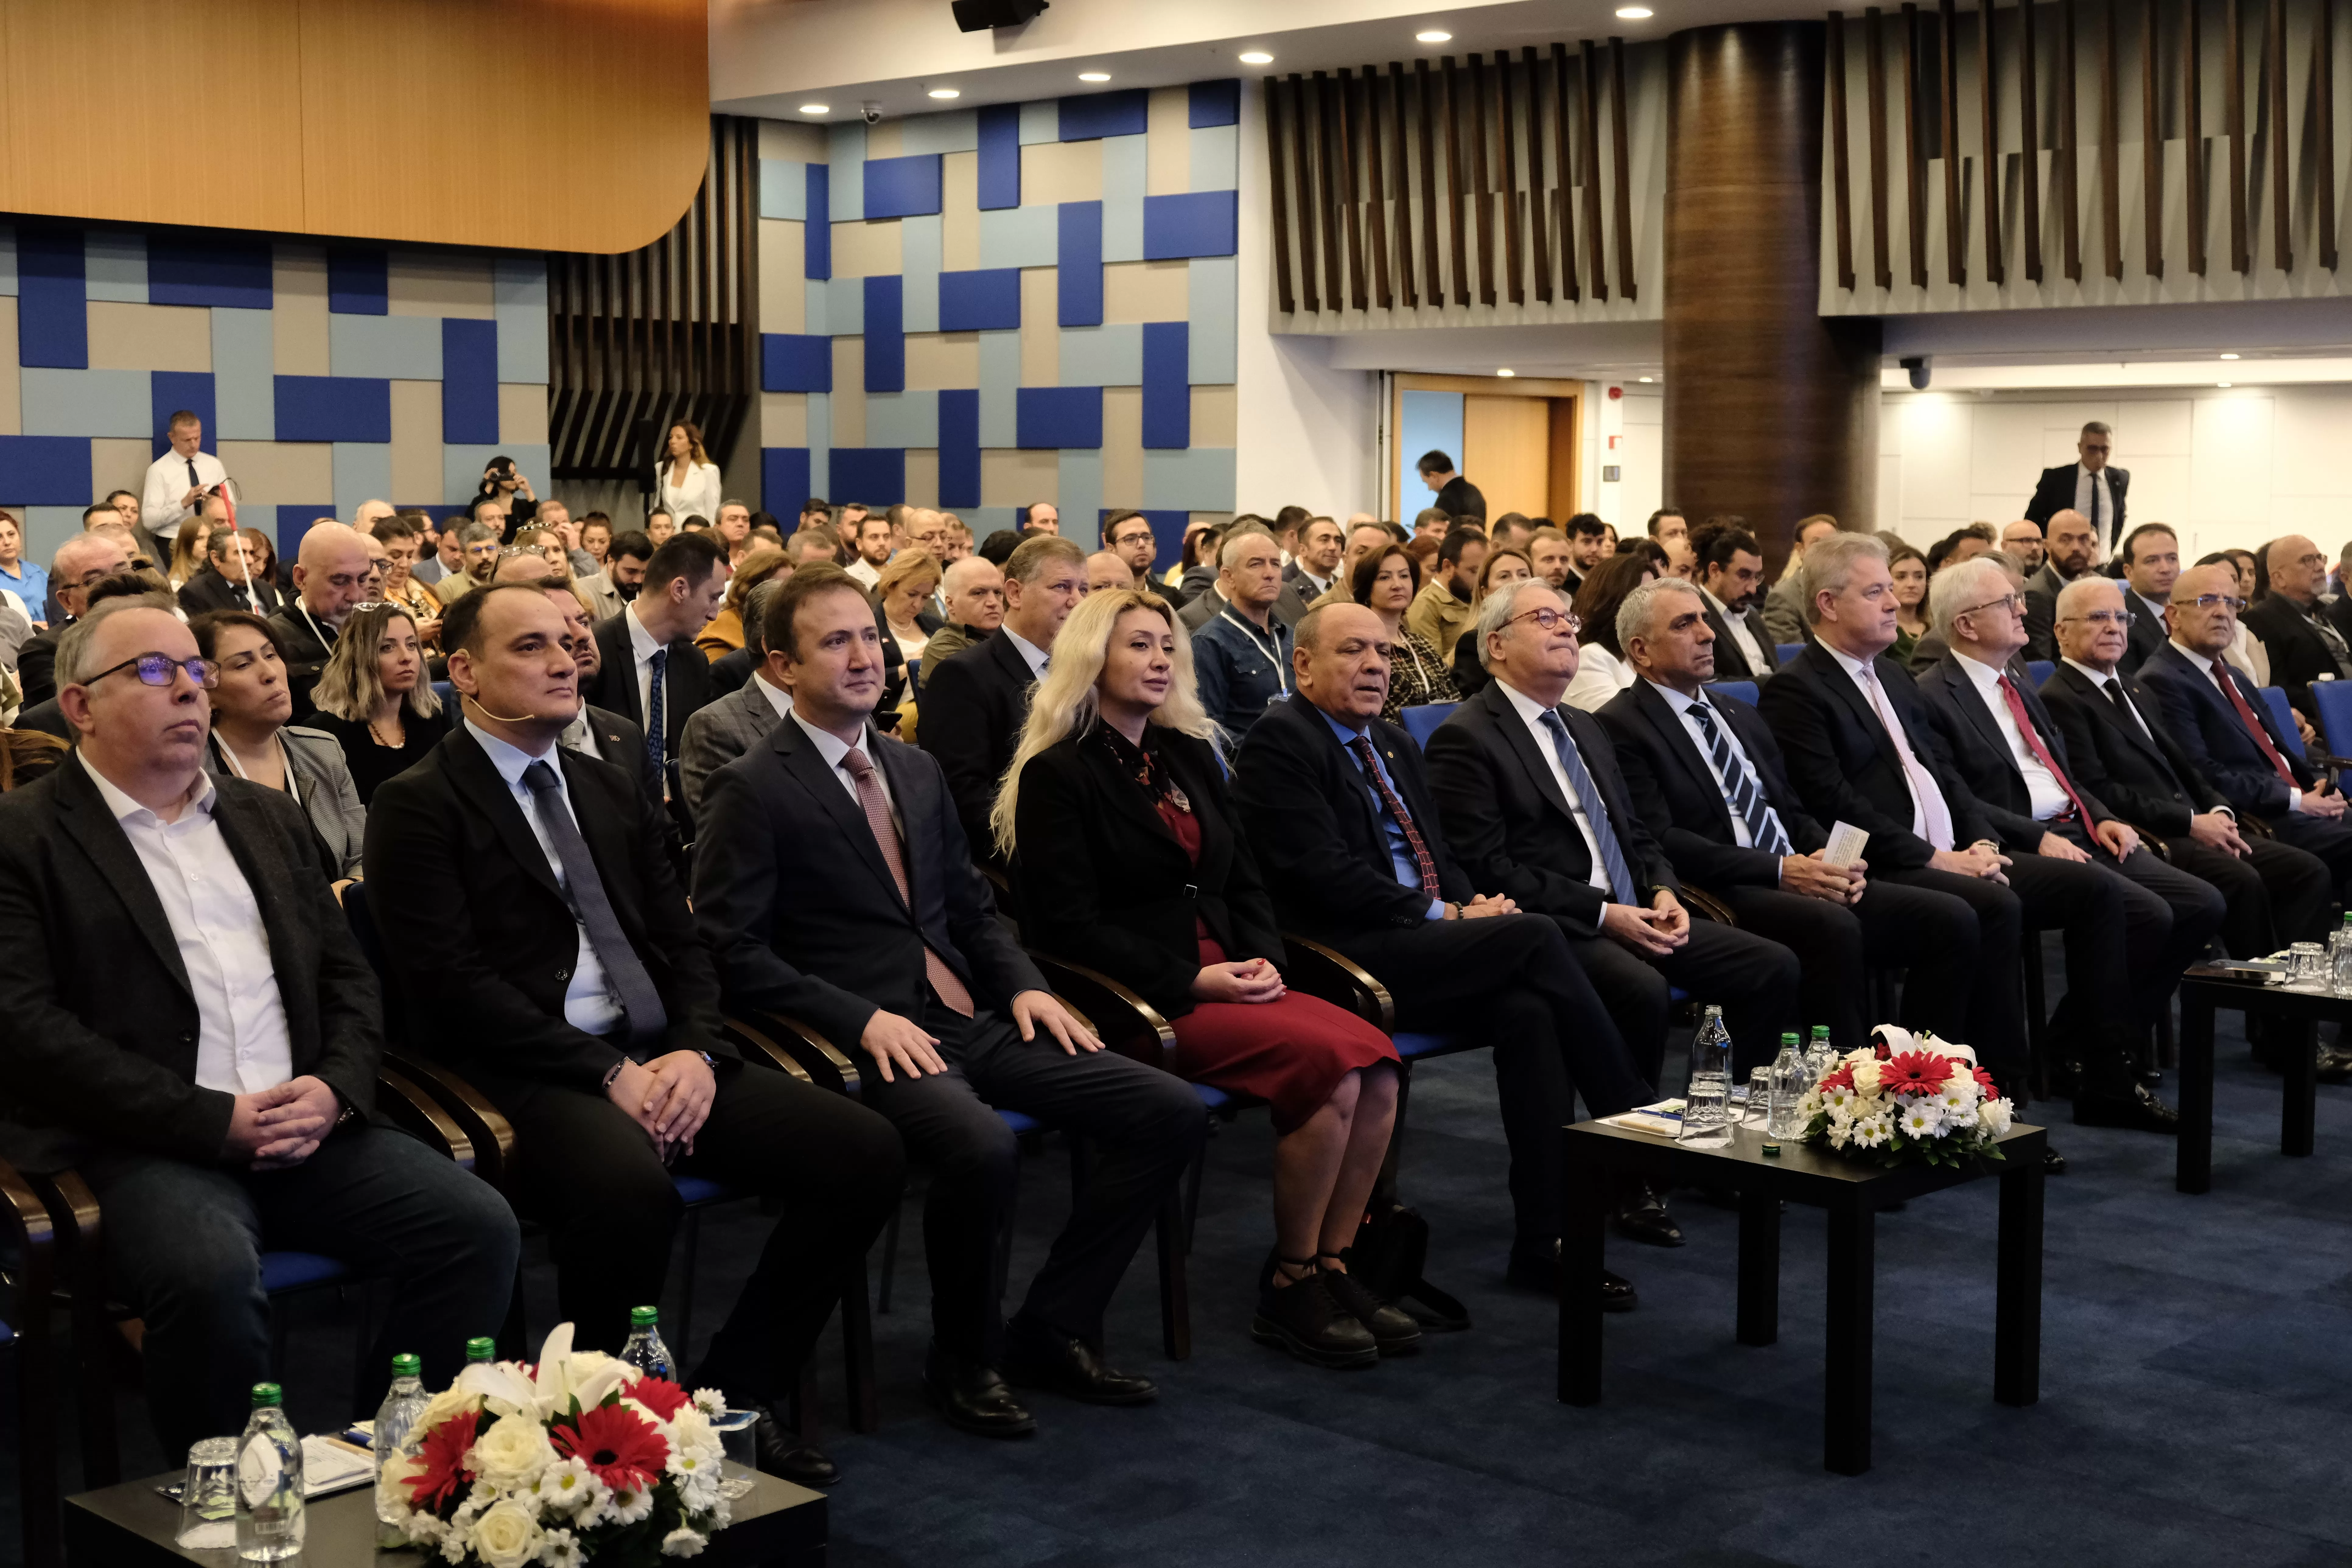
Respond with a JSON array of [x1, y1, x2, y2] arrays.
[[996, 588, 1411, 1370]]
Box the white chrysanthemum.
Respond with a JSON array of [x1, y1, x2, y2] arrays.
[[469, 1412, 556, 1490], [1852, 1114, 1891, 1148], [1823, 1085, 1857, 1119], [404, 1510, 446, 1548], [603, 1484, 656, 1527], [1978, 1097, 2014, 1136], [529, 1456, 605, 1518], [1898, 1101, 1945, 1139], [1827, 1122, 1852, 1149], [661, 1525, 710, 1558], [439, 1528, 469, 1565], [538, 1527, 585, 1568], [691, 1388, 726, 1416], [675, 1461, 722, 1513]]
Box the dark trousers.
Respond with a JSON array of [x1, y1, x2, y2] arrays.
[[2004, 850, 2139, 1083], [2155, 831, 2333, 955], [1331, 912, 1652, 1259], [849, 996, 1205, 1366], [1563, 919, 1801, 1079], [2047, 821, 2226, 1034], [2265, 809, 2352, 890], [1714, 877, 1982, 1053], [482, 1059, 904, 1399], [83, 1124, 521, 1459], [1877, 864, 2029, 1081]]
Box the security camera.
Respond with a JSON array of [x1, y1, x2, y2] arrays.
[[861, 102, 883, 125], [1900, 355, 1932, 390]]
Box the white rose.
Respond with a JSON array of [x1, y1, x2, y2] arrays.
[[1852, 1062, 1881, 1094], [661, 1525, 709, 1558], [413, 1387, 483, 1438], [1978, 1097, 2013, 1136], [470, 1413, 555, 1489], [375, 1454, 421, 1528], [470, 1500, 544, 1568]]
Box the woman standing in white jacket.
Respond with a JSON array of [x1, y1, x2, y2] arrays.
[[656, 421, 724, 525]]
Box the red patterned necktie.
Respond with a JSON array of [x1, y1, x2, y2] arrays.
[[1348, 735, 1441, 898], [1996, 674, 2095, 826], [843, 746, 975, 1017], [2210, 658, 2299, 788]]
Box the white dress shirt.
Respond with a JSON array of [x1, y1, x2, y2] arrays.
[[1823, 642, 1957, 849], [2174, 635, 2306, 811], [845, 558, 882, 590], [2072, 464, 2118, 537], [1701, 586, 1769, 674], [469, 728, 624, 1035], [1496, 680, 1611, 894], [625, 603, 665, 735], [999, 626, 1050, 680], [1952, 651, 2072, 820], [140, 447, 228, 540], [654, 460, 723, 527], [85, 762, 293, 1094], [1646, 678, 1770, 851], [753, 673, 795, 720], [791, 712, 899, 830]]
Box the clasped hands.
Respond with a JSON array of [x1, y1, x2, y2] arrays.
[[1602, 890, 1690, 956], [1191, 957, 1286, 1005], [225, 1076, 343, 1170], [606, 1051, 718, 1160], [857, 991, 1103, 1084]]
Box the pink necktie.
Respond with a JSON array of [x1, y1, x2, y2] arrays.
[[1858, 663, 1955, 850], [843, 746, 975, 1017]]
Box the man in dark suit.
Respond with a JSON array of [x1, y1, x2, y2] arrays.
[[922, 533, 1088, 853], [368, 584, 902, 1485], [175, 504, 283, 617], [582, 531, 726, 827], [1690, 522, 1778, 681], [1912, 557, 2217, 1123], [2241, 534, 2352, 722], [679, 580, 793, 818], [1599, 579, 1985, 1055], [2021, 509, 2101, 663], [1232, 603, 1658, 1300], [2113, 524, 2178, 674], [697, 567, 1200, 1438], [1281, 516, 1346, 601], [267, 523, 376, 721], [498, 571, 666, 813], [0, 598, 518, 1457], [19, 531, 134, 708], [2025, 419, 2129, 549]]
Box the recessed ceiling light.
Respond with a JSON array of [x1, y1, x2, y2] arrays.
[[927, 87, 961, 100], [1615, 6, 1654, 16], [797, 103, 829, 115], [2217, 380, 2233, 388], [1497, 368, 1516, 378], [1239, 50, 1274, 65], [1416, 30, 1452, 44], [1638, 375, 1653, 383], [2220, 352, 2241, 360], [1078, 71, 1111, 82]]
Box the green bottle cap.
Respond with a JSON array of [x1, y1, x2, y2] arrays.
[[464, 1337, 496, 1363], [250, 1382, 283, 1408], [391, 1353, 422, 1380], [1809, 1025, 1830, 1041], [1779, 1032, 1799, 1047], [630, 1305, 660, 1327]]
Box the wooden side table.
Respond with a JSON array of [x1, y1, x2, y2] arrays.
[[2176, 966, 2330, 1194], [1559, 1116, 2046, 1475]]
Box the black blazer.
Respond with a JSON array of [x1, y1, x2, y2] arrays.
[[1596, 677, 1827, 890], [16, 626, 62, 709], [2118, 588, 2169, 675], [1754, 641, 1996, 872], [2025, 463, 2129, 546], [1229, 692, 1475, 942], [1423, 680, 1678, 937], [2021, 562, 2071, 663], [707, 645, 753, 698], [266, 604, 336, 722], [178, 567, 283, 618], [363, 726, 727, 1094], [1011, 727, 1282, 1020], [2240, 595, 2345, 722], [1913, 650, 2116, 849], [1701, 599, 1779, 681], [2039, 659, 2227, 838], [918, 628, 1038, 856], [583, 611, 716, 769], [2137, 640, 2318, 818], [694, 715, 1046, 1053], [0, 754, 381, 1173]]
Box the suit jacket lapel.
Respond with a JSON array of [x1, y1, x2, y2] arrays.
[[600, 622, 642, 726], [1937, 654, 2013, 769], [1632, 680, 1733, 836], [772, 720, 910, 913], [54, 758, 192, 999], [445, 729, 566, 904], [1079, 732, 1181, 849], [1808, 644, 1906, 777], [1479, 682, 1576, 823]]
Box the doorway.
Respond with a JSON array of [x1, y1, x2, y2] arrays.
[[1390, 374, 1583, 523]]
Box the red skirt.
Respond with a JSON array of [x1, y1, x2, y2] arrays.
[[1170, 934, 1400, 1135]]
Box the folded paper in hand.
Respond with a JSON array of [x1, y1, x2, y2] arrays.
[[1823, 821, 1869, 869]]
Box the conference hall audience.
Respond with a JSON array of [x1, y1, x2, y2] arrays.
[[1563, 551, 1656, 712], [680, 579, 794, 818], [1102, 511, 1161, 599], [1527, 526, 1577, 595], [698, 547, 790, 660], [13, 570, 171, 740], [261, 524, 379, 727], [176, 509, 282, 618], [1407, 527, 1487, 663], [2002, 519, 2049, 573], [1691, 523, 1777, 681], [2242, 534, 2352, 723], [695, 566, 1202, 1437], [21, 531, 136, 706], [303, 602, 451, 806], [1759, 513, 1840, 647], [1086, 551, 1133, 595], [0, 510, 49, 613], [2202, 547, 2273, 685], [1885, 536, 1930, 666], [846, 510, 896, 590], [1192, 530, 1296, 737], [1230, 602, 1656, 1309], [1178, 520, 1312, 631], [191, 610, 368, 884], [0, 594, 518, 1459], [485, 554, 664, 806], [1350, 543, 1459, 722], [164, 514, 214, 592], [1282, 516, 1347, 602], [368, 513, 446, 644], [920, 556, 1006, 689], [2113, 524, 2181, 674], [876, 546, 945, 680], [138, 410, 225, 559], [1306, 521, 1401, 613], [583, 531, 727, 825], [584, 527, 654, 619], [2023, 508, 2101, 661], [434, 519, 506, 607], [1447, 548, 1535, 698]]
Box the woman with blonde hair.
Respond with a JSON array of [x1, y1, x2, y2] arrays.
[[993, 588, 1409, 1370], [1448, 547, 1535, 698], [304, 601, 449, 803], [166, 516, 213, 590], [875, 547, 943, 666]]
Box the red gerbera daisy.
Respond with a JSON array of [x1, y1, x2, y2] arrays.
[[1879, 1050, 1954, 1096], [625, 1376, 693, 1422], [1972, 1066, 2000, 1097], [404, 1408, 481, 1513], [552, 1400, 670, 1493], [1818, 1065, 1856, 1092]]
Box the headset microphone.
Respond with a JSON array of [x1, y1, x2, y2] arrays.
[[461, 691, 549, 725]]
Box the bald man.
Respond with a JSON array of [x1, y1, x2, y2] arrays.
[[2000, 520, 2047, 575], [1084, 550, 1134, 594], [269, 524, 376, 720], [17, 532, 134, 707], [2242, 534, 2352, 723]]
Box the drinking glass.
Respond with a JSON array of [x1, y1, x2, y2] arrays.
[[177, 1437, 238, 1550], [2291, 942, 2329, 990], [1744, 1068, 1773, 1126], [1678, 1075, 1732, 1146], [709, 1409, 759, 1500]]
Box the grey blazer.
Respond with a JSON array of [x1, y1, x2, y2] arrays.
[[203, 725, 369, 880], [678, 676, 791, 820], [575, 572, 624, 623]]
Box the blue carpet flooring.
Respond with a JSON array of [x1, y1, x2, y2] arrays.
[[13, 986, 2352, 1567]]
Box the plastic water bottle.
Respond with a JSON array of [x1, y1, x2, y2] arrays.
[[1678, 1005, 1734, 1146], [373, 1355, 428, 1549], [1768, 1033, 1813, 1138], [464, 1336, 496, 1366], [2331, 913, 2352, 996], [1803, 1024, 1837, 1082], [620, 1306, 674, 1381], [235, 1383, 304, 1561]]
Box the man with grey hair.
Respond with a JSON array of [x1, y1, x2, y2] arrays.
[[19, 531, 135, 706], [1915, 556, 2212, 1129], [1192, 530, 1293, 737], [2027, 419, 2129, 549], [679, 578, 794, 818], [1179, 519, 1311, 632], [919, 555, 1006, 688]]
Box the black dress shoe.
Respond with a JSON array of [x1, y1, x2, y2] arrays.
[[1505, 1249, 1638, 1312], [1317, 1257, 1422, 1356], [1251, 1258, 1379, 1369], [752, 1414, 840, 1487], [923, 1344, 1037, 1438], [1612, 1182, 1685, 1248], [2074, 1081, 2180, 1133], [1002, 1320, 1158, 1405], [2042, 1146, 2067, 1176]]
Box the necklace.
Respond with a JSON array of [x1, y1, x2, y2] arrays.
[[367, 713, 405, 749]]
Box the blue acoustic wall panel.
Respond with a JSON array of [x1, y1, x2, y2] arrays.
[[978, 104, 1022, 210], [276, 504, 336, 559], [440, 319, 500, 444], [148, 237, 272, 309], [1057, 203, 1103, 327], [864, 276, 904, 394], [1140, 323, 1189, 448], [1138, 509, 1192, 567], [1059, 89, 1148, 141], [763, 447, 812, 510], [0, 436, 92, 505], [937, 269, 1021, 332], [327, 250, 389, 315], [805, 166, 832, 279], [762, 333, 833, 393], [84, 233, 147, 303], [1143, 191, 1239, 260], [830, 448, 905, 506], [937, 389, 981, 509], [275, 376, 391, 443], [1017, 386, 1102, 450], [151, 373, 217, 457], [1188, 79, 1241, 128], [864, 155, 944, 220], [18, 229, 87, 369]]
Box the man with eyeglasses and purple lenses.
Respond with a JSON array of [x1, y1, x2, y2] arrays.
[[0, 597, 520, 1459]]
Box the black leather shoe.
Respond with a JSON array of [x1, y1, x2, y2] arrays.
[[1505, 1249, 1638, 1312], [1317, 1256, 1422, 1356], [923, 1344, 1037, 1438], [1612, 1182, 1685, 1248], [2042, 1146, 2067, 1176], [752, 1414, 840, 1487], [1002, 1319, 1159, 1405], [1251, 1258, 1379, 1369], [2074, 1081, 2180, 1133]]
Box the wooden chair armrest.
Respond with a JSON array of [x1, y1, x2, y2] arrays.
[[2242, 811, 2277, 839], [0, 1155, 54, 1304], [743, 1010, 864, 1099], [1678, 884, 1738, 926], [376, 1065, 478, 1171], [1025, 953, 1178, 1071], [720, 1016, 816, 1084], [1280, 934, 1395, 1031], [383, 1054, 517, 1191]]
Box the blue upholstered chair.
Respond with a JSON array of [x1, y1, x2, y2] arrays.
[[1398, 702, 1458, 747], [1775, 642, 1807, 666], [1704, 680, 1757, 708]]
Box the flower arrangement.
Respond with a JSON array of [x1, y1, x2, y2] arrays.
[[1800, 1026, 2015, 1169], [376, 1324, 730, 1566]]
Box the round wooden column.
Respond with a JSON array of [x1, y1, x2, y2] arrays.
[[1664, 22, 1879, 569]]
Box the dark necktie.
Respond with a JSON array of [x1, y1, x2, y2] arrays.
[[2103, 677, 2147, 737], [2087, 471, 2101, 539], [1346, 735, 1440, 898], [1538, 709, 1638, 904], [645, 646, 668, 782], [2212, 657, 2299, 787], [842, 745, 974, 1016], [520, 760, 669, 1050], [186, 457, 200, 494], [1687, 700, 1791, 856], [1996, 674, 2095, 825]]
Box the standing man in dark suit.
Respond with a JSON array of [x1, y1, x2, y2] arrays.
[[1690, 522, 1778, 681], [2021, 509, 2101, 662], [266, 523, 376, 722], [583, 530, 726, 828], [1231, 603, 1657, 1301], [367, 584, 902, 1485], [2113, 524, 2179, 674], [1415, 450, 1485, 523], [2241, 534, 2352, 722], [0, 598, 518, 1458], [1912, 558, 2215, 1124], [696, 567, 1201, 1438], [2025, 420, 2129, 550], [1599, 579, 1984, 1054], [922, 533, 1088, 854]]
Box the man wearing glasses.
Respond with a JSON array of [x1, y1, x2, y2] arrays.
[[1915, 557, 2216, 1131], [0, 597, 520, 1458], [2241, 534, 2352, 724]]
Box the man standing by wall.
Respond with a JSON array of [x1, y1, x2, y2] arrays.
[[1416, 451, 1485, 523], [2026, 421, 2130, 551], [137, 411, 226, 558]]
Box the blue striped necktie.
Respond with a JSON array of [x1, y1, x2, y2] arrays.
[[1687, 700, 1792, 855], [1538, 709, 1637, 905]]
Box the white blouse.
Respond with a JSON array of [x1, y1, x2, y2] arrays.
[[655, 460, 724, 526], [1565, 643, 1638, 713]]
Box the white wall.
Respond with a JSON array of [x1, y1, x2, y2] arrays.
[[1878, 384, 2352, 561]]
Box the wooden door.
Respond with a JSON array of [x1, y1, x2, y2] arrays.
[[1462, 394, 1553, 520]]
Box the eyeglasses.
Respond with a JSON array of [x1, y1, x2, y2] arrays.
[[1503, 606, 1582, 635], [2182, 593, 2249, 614], [1957, 593, 2023, 619], [82, 652, 218, 690], [2060, 610, 2137, 628]]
